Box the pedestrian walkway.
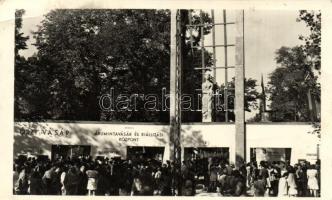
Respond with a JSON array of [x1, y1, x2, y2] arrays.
[[195, 192, 222, 197], [195, 186, 254, 197]]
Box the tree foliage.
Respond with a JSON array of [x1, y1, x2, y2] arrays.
[[268, 46, 320, 122], [297, 10, 321, 136], [297, 10, 321, 72], [15, 9, 34, 120], [15, 9, 171, 122], [15, 9, 29, 55], [15, 9, 259, 123], [181, 10, 214, 122], [215, 78, 259, 122], [267, 10, 321, 123]]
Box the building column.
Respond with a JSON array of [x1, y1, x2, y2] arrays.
[[235, 10, 246, 168], [169, 10, 183, 195], [169, 9, 177, 161]]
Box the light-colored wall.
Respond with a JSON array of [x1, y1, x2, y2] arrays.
[[246, 124, 320, 164], [181, 124, 236, 164], [14, 122, 320, 165], [14, 122, 170, 162], [181, 123, 320, 165]]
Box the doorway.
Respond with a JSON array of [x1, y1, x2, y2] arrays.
[[126, 146, 165, 164], [250, 147, 291, 164], [51, 145, 91, 161]]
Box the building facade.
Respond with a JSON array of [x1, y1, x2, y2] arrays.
[[14, 121, 320, 165]]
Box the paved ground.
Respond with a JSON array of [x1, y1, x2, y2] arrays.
[[195, 192, 222, 197], [194, 187, 254, 197]]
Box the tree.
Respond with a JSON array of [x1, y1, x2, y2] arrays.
[[297, 10, 321, 72], [180, 10, 216, 122], [15, 9, 29, 55], [16, 47, 60, 121], [297, 10, 321, 136], [14, 9, 33, 120], [267, 10, 321, 123], [214, 78, 259, 122], [268, 46, 319, 122], [16, 9, 171, 122]]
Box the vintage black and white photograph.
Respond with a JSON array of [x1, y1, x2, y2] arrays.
[[12, 7, 321, 197]]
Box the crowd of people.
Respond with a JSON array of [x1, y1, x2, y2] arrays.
[[13, 155, 320, 197], [247, 160, 320, 197], [14, 156, 177, 196]]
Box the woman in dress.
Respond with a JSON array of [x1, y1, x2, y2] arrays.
[[14, 167, 29, 195], [307, 165, 319, 197], [60, 168, 67, 195], [278, 171, 288, 197], [287, 166, 298, 197], [86, 168, 99, 196]]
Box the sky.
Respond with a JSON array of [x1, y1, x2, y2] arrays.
[[201, 10, 309, 85], [19, 9, 310, 120], [201, 10, 309, 118]]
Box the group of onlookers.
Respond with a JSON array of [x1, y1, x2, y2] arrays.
[[181, 159, 247, 196], [13, 155, 320, 197], [249, 161, 320, 197], [13, 156, 177, 196]]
